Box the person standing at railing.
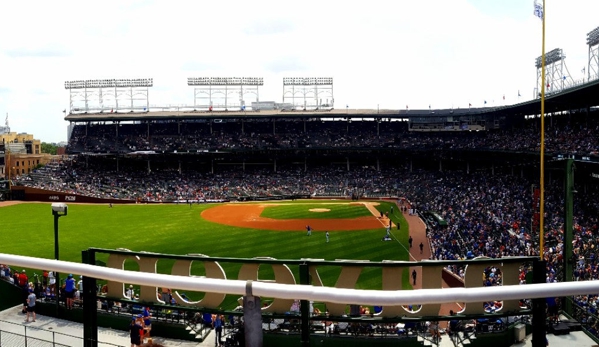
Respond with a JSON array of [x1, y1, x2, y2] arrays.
[[126, 285, 135, 299], [142, 307, 152, 340], [48, 271, 56, 296], [161, 287, 171, 304], [42, 270, 48, 291], [213, 314, 224, 346], [64, 274, 76, 310], [25, 289, 36, 322], [428, 321, 441, 342], [18, 270, 29, 312]]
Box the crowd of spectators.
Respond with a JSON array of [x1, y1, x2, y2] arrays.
[[14, 161, 387, 202], [65, 115, 599, 157], [0, 265, 82, 310]]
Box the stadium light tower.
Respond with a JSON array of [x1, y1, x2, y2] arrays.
[[51, 203, 68, 315], [282, 77, 334, 110], [587, 26, 599, 82], [535, 49, 572, 97], [188, 77, 263, 111], [65, 78, 153, 114]]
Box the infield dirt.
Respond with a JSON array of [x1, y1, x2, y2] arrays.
[[200, 202, 385, 231]]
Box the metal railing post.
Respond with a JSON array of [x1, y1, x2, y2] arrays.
[[82, 249, 98, 347], [299, 262, 311, 347], [531, 259, 547, 347], [243, 280, 263, 347]]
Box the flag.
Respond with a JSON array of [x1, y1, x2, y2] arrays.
[[503, 95, 505, 100], [582, 67, 586, 74], [406, 105, 408, 110], [469, 103, 472, 107], [518, 90, 521, 97], [534, 0, 543, 20], [110, 109, 114, 113], [563, 76, 566, 80], [241, 105, 246, 111], [484, 100, 487, 105]]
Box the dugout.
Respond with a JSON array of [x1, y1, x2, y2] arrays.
[[423, 211, 448, 227]]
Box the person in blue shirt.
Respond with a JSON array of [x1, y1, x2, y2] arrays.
[[547, 297, 559, 325], [143, 307, 152, 340], [64, 274, 76, 310], [213, 314, 223, 345]]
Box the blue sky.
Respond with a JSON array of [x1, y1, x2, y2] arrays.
[[0, 0, 598, 143]]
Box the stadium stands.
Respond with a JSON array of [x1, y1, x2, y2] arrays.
[[10, 105, 599, 339]]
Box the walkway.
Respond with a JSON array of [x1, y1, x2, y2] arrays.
[[1, 305, 596, 347], [0, 305, 214, 347]]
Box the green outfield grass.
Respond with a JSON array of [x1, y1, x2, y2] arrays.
[[259, 202, 373, 219], [2, 200, 412, 309]]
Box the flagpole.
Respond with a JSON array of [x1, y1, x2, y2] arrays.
[[539, 0, 546, 261]]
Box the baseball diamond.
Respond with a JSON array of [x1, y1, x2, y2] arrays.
[[4, 2, 599, 346]]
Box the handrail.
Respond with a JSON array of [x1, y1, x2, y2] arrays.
[[1, 253, 599, 306], [0, 318, 125, 347]]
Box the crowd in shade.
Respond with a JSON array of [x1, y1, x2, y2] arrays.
[[14, 161, 399, 202], [65, 114, 599, 156]]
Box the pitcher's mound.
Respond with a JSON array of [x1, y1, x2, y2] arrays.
[[309, 208, 331, 212]]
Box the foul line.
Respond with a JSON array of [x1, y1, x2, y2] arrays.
[[390, 228, 417, 261], [369, 205, 417, 262]]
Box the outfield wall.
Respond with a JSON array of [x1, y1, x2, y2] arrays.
[[10, 186, 136, 204]]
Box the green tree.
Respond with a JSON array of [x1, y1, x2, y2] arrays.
[[41, 142, 58, 155]]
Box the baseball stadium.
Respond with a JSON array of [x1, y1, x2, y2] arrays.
[[3, 26, 599, 347]]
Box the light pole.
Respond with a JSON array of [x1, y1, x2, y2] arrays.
[[51, 203, 68, 315]]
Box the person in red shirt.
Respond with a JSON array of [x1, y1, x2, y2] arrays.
[[18, 270, 28, 288], [42, 271, 48, 289], [18, 270, 29, 311]]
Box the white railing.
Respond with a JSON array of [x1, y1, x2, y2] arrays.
[[3, 253, 599, 306]]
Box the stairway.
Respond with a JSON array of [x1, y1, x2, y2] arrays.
[[185, 320, 211, 342], [448, 330, 477, 346]]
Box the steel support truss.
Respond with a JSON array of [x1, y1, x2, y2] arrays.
[[282, 77, 334, 110]]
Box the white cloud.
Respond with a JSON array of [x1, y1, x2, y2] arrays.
[[0, 0, 598, 142]]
